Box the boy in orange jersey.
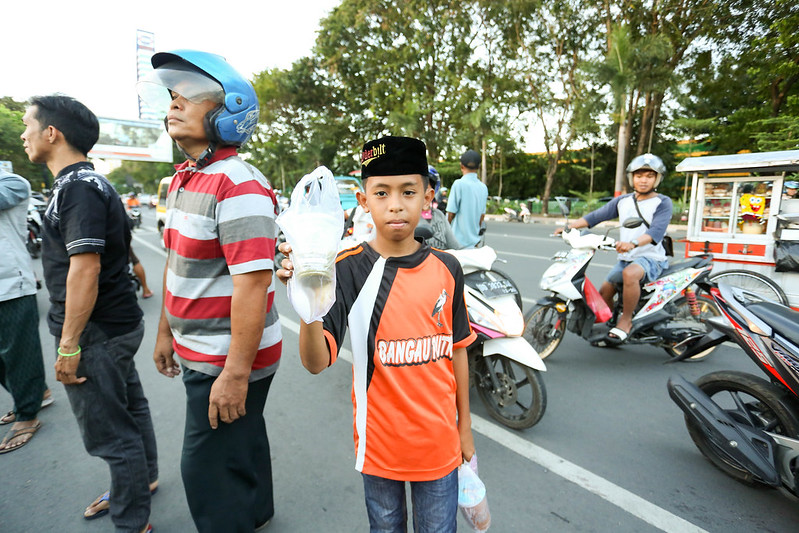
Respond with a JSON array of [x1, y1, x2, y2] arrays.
[[278, 135, 476, 531]]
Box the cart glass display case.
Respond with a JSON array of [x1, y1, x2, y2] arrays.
[[699, 178, 776, 237]]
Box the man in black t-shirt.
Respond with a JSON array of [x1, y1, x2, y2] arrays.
[[22, 95, 157, 533]]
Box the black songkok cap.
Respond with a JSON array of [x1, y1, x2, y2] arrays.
[[460, 149, 481, 169], [360, 136, 428, 179]]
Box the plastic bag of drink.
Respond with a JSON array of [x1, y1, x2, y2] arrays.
[[458, 454, 491, 532], [276, 166, 345, 323]]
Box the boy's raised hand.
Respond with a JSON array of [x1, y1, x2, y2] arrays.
[[275, 241, 294, 285]]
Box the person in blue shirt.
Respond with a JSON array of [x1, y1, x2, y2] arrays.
[[447, 150, 488, 247]]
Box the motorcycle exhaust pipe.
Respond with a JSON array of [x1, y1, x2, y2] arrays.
[[665, 329, 729, 363], [667, 374, 781, 487]]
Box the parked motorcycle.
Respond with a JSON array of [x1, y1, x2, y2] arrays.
[[667, 282, 799, 495], [523, 219, 721, 360], [26, 200, 44, 258], [504, 203, 531, 223], [448, 245, 547, 430]]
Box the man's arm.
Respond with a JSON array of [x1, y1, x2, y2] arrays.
[[0, 174, 29, 210], [56, 253, 101, 385], [453, 346, 474, 461], [153, 263, 178, 378], [207, 269, 272, 429]]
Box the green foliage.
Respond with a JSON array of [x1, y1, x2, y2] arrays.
[[106, 160, 179, 194], [671, 0, 799, 153], [751, 113, 799, 151], [0, 100, 45, 186]]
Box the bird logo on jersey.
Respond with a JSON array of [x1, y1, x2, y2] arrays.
[[432, 289, 449, 327]]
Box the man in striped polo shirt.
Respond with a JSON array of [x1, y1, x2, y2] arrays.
[[139, 50, 281, 531]]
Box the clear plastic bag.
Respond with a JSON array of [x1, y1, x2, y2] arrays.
[[458, 455, 491, 532], [276, 166, 345, 323]]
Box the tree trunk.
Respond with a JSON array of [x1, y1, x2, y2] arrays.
[[541, 152, 560, 216], [637, 91, 664, 154], [637, 92, 654, 154], [614, 120, 628, 197], [481, 138, 487, 184]]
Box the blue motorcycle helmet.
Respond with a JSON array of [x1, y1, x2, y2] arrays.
[[137, 49, 259, 147], [427, 165, 440, 195], [785, 180, 799, 190]]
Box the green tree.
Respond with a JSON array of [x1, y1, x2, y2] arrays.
[[106, 159, 179, 194], [671, 0, 798, 154], [503, 0, 603, 214], [594, 24, 672, 195], [0, 99, 45, 186]]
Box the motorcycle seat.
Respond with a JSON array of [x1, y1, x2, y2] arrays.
[[659, 256, 712, 278], [747, 302, 799, 347]]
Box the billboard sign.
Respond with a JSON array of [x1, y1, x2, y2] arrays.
[[136, 30, 161, 121], [89, 117, 173, 163]]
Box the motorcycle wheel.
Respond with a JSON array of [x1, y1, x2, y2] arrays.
[[523, 303, 566, 360], [474, 354, 546, 430], [26, 226, 41, 259], [685, 371, 799, 486], [663, 296, 722, 361], [709, 270, 789, 306]]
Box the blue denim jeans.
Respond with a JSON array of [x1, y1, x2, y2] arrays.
[[59, 321, 157, 533], [362, 468, 458, 533], [607, 257, 670, 284]]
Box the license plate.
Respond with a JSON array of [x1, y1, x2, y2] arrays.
[[475, 279, 518, 298]]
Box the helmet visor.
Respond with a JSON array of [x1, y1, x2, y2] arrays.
[[136, 62, 224, 113]]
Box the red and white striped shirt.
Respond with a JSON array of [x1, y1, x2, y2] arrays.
[[164, 147, 281, 379]]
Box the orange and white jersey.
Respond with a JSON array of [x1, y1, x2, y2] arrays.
[[323, 242, 476, 481]]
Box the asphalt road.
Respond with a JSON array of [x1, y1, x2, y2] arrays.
[[2, 209, 798, 532]]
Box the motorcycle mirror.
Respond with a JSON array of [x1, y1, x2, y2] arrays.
[[414, 224, 434, 241], [622, 217, 644, 229], [554, 196, 570, 217]]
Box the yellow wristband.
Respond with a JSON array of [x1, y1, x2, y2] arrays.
[[57, 346, 81, 357]]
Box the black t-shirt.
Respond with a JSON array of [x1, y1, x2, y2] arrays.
[[42, 162, 142, 337]]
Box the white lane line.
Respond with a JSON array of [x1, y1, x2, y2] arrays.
[[470, 417, 707, 533], [132, 234, 167, 256], [497, 249, 615, 269], [279, 315, 707, 533]]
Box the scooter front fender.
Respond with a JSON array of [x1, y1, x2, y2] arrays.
[[482, 337, 546, 371], [667, 374, 780, 486]]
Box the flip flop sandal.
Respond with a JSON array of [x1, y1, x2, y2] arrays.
[[84, 485, 159, 520], [1, 395, 55, 426], [84, 491, 110, 520], [605, 327, 630, 345], [0, 421, 42, 454], [0, 411, 15, 426]]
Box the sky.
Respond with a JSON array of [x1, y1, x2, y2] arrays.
[[3, 0, 341, 120]]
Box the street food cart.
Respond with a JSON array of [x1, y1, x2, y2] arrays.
[[676, 150, 799, 309]]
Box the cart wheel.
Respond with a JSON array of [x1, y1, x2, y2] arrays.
[[709, 269, 789, 306]]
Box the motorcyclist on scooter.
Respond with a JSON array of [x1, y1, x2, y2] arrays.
[[555, 153, 672, 345]]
